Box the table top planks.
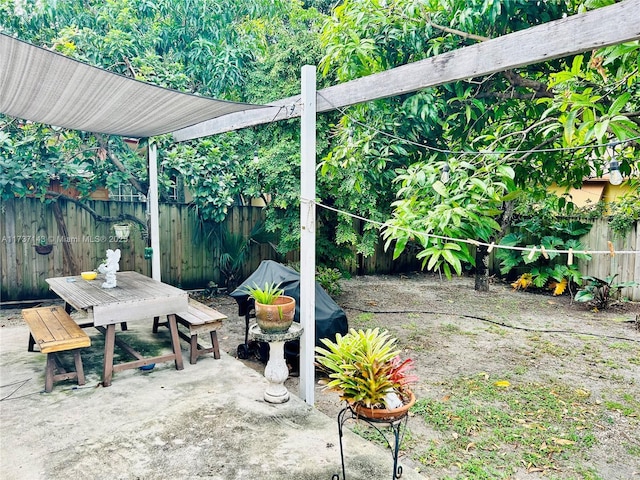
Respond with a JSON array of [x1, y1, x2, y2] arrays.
[[46, 271, 189, 327]]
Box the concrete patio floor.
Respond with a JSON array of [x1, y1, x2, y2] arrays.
[[0, 322, 423, 480]]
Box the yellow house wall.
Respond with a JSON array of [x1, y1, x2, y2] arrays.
[[602, 182, 635, 204], [549, 181, 636, 212]]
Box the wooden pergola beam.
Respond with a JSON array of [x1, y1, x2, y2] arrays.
[[173, 0, 640, 142]]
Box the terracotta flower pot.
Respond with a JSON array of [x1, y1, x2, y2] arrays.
[[353, 390, 416, 422], [255, 295, 296, 333]]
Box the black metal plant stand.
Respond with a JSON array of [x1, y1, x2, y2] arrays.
[[331, 405, 409, 480]]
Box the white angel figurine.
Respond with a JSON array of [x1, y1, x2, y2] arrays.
[[98, 248, 121, 288]]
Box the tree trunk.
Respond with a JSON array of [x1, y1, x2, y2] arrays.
[[474, 199, 515, 292], [474, 243, 489, 292], [51, 201, 80, 275]]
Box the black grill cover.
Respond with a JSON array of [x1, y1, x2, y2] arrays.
[[230, 260, 348, 346]]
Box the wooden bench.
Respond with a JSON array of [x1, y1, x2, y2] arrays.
[[22, 306, 91, 393], [152, 299, 226, 364]]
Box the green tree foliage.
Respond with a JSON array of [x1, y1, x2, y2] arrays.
[[535, 46, 640, 186], [213, 5, 349, 261], [1, 0, 346, 265], [2, 0, 639, 279], [606, 192, 640, 238], [1, 0, 282, 97], [317, 0, 639, 278], [383, 157, 516, 278], [0, 117, 145, 202], [0, 0, 292, 223]]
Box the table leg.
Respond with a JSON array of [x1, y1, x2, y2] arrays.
[[210, 331, 220, 360], [102, 323, 116, 387], [167, 314, 184, 371], [44, 354, 55, 393], [73, 350, 86, 386]]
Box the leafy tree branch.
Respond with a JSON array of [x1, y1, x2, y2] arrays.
[[45, 191, 147, 228]]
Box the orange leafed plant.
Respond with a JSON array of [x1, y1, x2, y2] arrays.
[[549, 278, 568, 296], [511, 273, 533, 290]]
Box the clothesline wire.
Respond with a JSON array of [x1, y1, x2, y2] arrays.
[[311, 199, 638, 257]]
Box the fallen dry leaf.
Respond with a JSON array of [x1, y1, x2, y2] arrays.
[[528, 467, 546, 473], [575, 389, 590, 398], [552, 437, 575, 446]]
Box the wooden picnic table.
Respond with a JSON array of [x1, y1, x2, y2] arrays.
[[46, 271, 188, 386]]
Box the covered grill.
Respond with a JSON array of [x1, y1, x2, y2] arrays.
[[229, 260, 349, 363]]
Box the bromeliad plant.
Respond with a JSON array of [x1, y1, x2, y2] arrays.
[[315, 328, 417, 410]]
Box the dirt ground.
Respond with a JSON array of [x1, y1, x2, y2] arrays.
[[2, 272, 639, 479], [206, 272, 640, 479]]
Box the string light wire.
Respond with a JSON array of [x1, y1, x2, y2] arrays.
[[318, 92, 640, 156], [310, 94, 639, 262]]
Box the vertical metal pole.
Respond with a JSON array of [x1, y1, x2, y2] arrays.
[[300, 65, 316, 405], [148, 141, 161, 282]]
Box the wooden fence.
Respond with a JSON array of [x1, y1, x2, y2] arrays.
[[1, 197, 637, 301], [0, 197, 420, 301], [488, 219, 639, 301], [575, 219, 639, 301]]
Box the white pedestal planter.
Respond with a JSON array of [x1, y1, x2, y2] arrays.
[[249, 323, 303, 403]]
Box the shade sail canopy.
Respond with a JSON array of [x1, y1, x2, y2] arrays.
[[0, 33, 264, 137]]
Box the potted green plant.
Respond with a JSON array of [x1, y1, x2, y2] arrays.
[[34, 237, 53, 255], [113, 223, 131, 240], [243, 282, 296, 333], [315, 328, 417, 421]]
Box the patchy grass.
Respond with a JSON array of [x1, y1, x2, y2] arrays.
[[572, 466, 605, 480], [513, 365, 528, 375], [439, 323, 462, 335], [609, 341, 635, 351], [526, 335, 571, 357], [314, 274, 640, 479], [625, 442, 640, 457], [351, 421, 415, 451], [486, 325, 509, 336], [603, 392, 640, 418], [410, 373, 608, 479], [353, 312, 375, 324], [402, 320, 419, 331]]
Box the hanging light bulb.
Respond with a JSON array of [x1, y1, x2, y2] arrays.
[[253, 151, 259, 163], [609, 158, 623, 185], [440, 163, 450, 184]]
